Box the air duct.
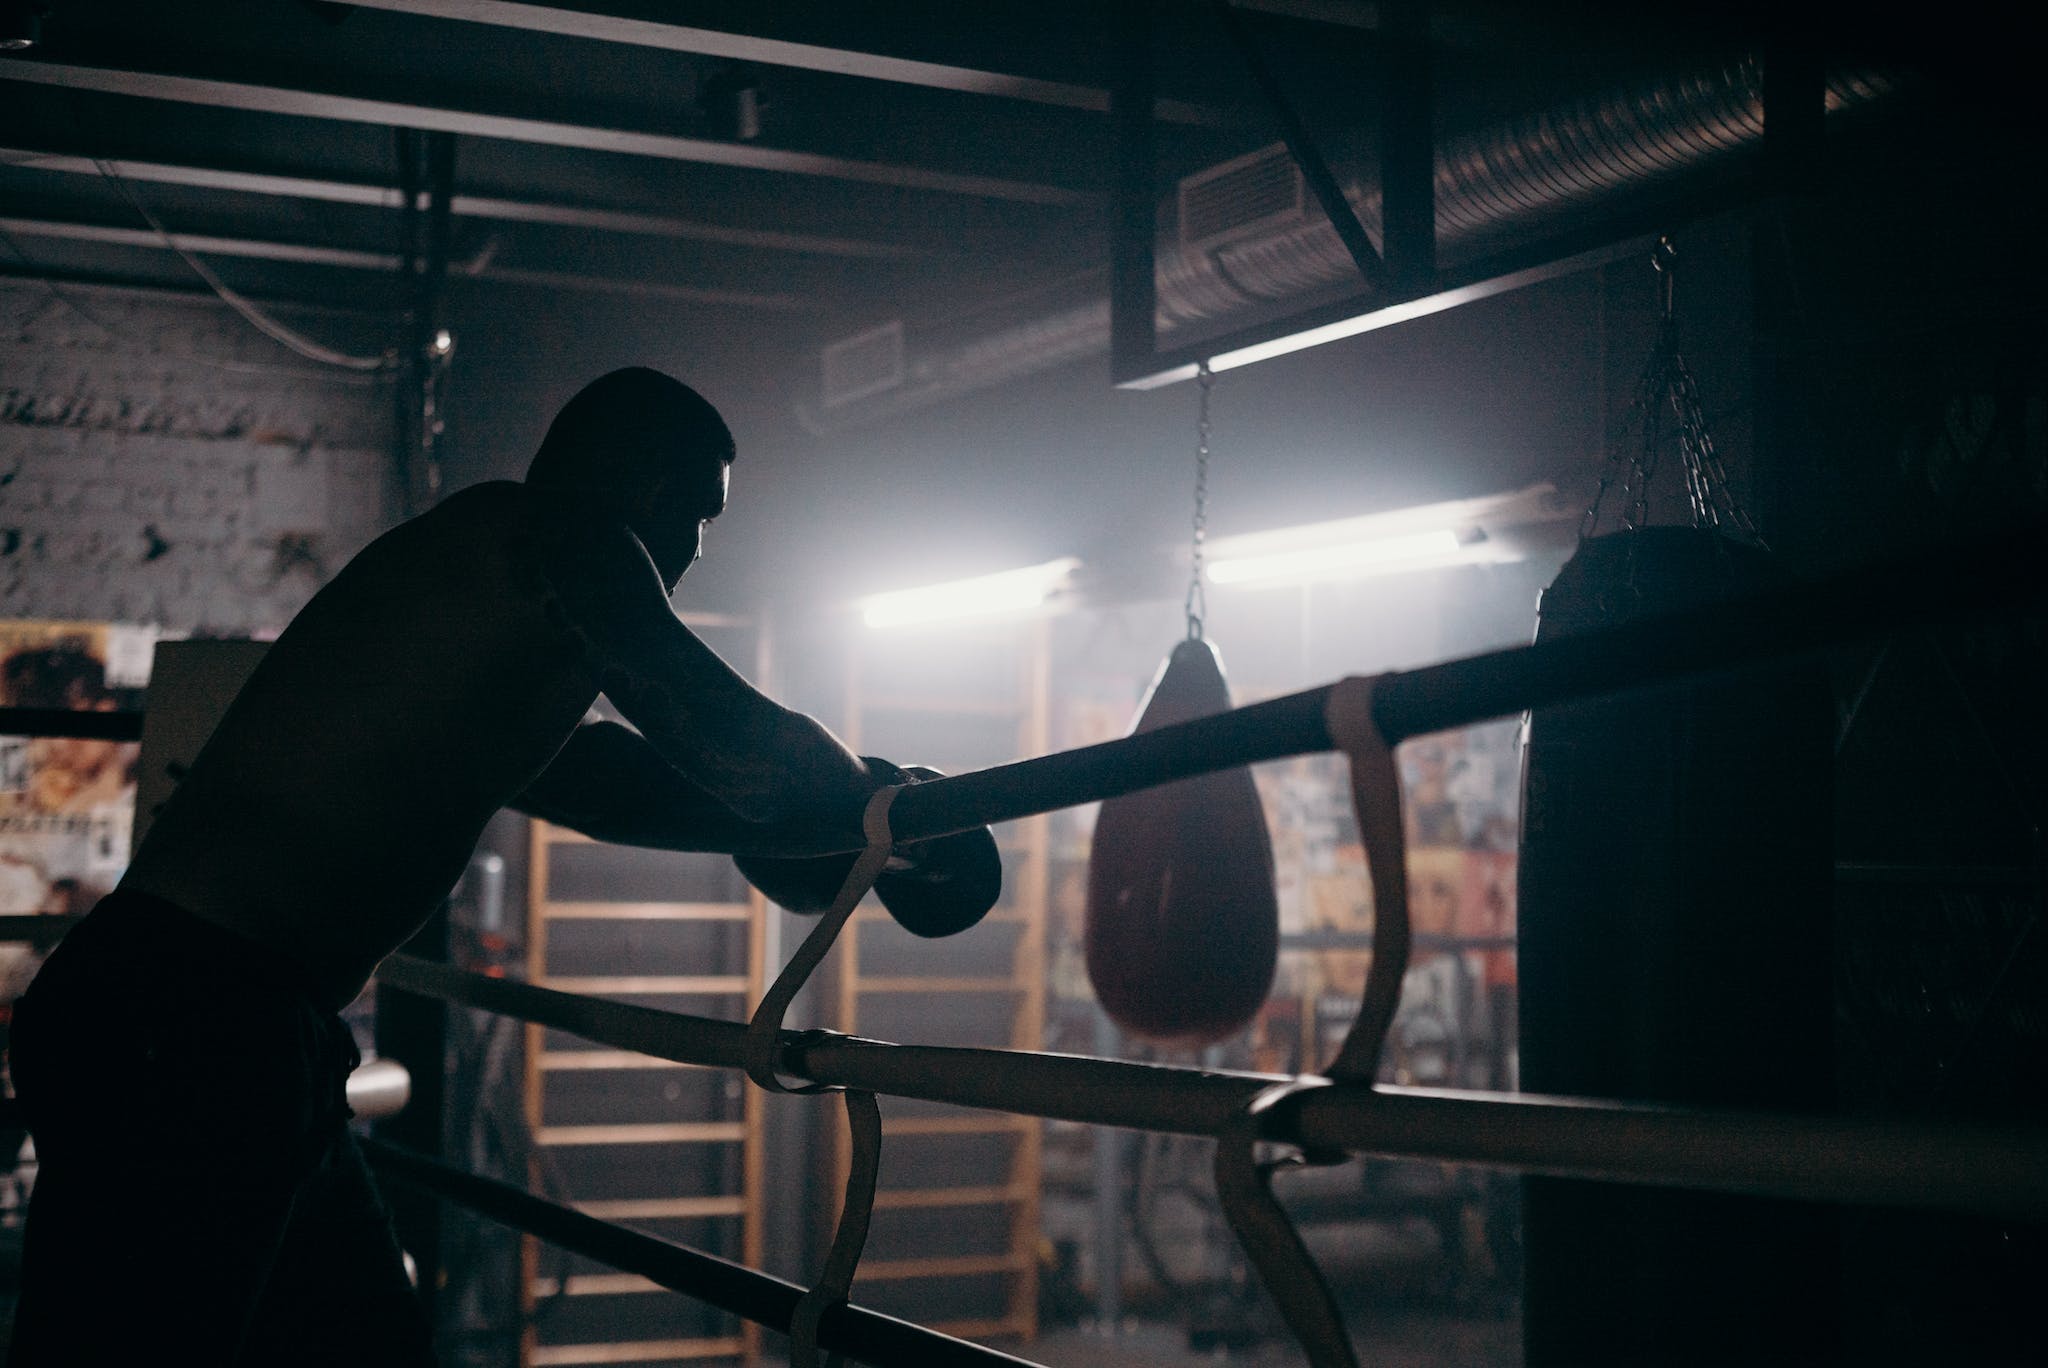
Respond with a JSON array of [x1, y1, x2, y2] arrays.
[[803, 57, 1900, 431]]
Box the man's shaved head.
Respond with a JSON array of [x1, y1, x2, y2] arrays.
[[526, 368, 735, 586], [526, 368, 734, 499]]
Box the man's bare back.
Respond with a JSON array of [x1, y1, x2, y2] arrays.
[[123, 483, 605, 1005], [123, 372, 886, 1007]]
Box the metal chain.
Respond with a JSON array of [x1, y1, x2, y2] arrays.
[[1582, 236, 1767, 551], [1671, 353, 1765, 542], [1625, 356, 1662, 534], [1673, 366, 1719, 528], [1186, 361, 1214, 640]]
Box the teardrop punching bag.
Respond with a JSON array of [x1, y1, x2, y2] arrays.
[[1086, 638, 1278, 1044], [1519, 528, 1836, 1365]]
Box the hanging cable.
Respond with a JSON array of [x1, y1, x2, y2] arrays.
[[90, 158, 392, 373], [0, 222, 385, 386], [1186, 360, 1214, 639]]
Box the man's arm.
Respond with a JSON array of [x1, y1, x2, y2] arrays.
[[513, 720, 866, 913], [510, 719, 758, 851], [528, 503, 875, 830], [518, 502, 999, 931]]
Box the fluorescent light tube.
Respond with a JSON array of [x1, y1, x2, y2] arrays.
[[1200, 483, 1570, 589], [1207, 527, 1466, 585], [860, 558, 1079, 629]]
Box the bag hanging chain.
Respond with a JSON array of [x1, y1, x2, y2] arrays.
[[1581, 236, 1766, 549], [1186, 360, 1214, 640]]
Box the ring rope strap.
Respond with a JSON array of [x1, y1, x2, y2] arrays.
[[1322, 673, 1411, 1084], [1213, 675, 1407, 1368], [743, 782, 901, 1366], [790, 1089, 882, 1368], [744, 783, 904, 1095], [1214, 1079, 1359, 1368]]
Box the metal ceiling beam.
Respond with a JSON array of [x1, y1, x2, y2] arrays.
[[0, 148, 926, 260], [0, 216, 401, 270], [1228, 0, 1381, 26], [341, 0, 1227, 125], [0, 60, 1092, 206], [0, 215, 808, 310]]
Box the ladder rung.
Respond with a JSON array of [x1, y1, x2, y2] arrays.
[[859, 1252, 1030, 1281], [854, 906, 1030, 925], [536, 1122, 745, 1146], [861, 694, 1025, 717], [883, 1114, 1033, 1137], [528, 1273, 664, 1297], [537, 975, 748, 996], [539, 902, 751, 921], [574, 1195, 746, 1220], [529, 1336, 744, 1365], [673, 609, 752, 630], [539, 1050, 705, 1072], [872, 1184, 1030, 1211], [856, 976, 1017, 993], [929, 1315, 1033, 1341]]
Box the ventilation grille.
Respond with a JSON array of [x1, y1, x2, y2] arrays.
[[820, 321, 905, 408], [1178, 144, 1306, 254]]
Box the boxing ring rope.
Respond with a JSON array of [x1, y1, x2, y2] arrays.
[[376, 952, 2048, 1219], [697, 520, 2046, 860], [358, 522, 2048, 1364], [358, 1137, 1041, 1368]]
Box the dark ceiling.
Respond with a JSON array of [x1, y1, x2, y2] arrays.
[[0, 2, 1345, 323], [0, 2, 1961, 364], [0, 1, 2026, 617]]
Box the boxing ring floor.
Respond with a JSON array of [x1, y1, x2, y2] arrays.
[[356, 523, 2046, 1368]]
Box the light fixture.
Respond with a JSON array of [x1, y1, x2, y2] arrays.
[[0, 3, 45, 51], [1207, 526, 1472, 585], [700, 65, 765, 142], [860, 557, 1079, 629], [1204, 483, 1572, 588]]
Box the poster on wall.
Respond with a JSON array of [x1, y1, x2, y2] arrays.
[[0, 621, 162, 1000]]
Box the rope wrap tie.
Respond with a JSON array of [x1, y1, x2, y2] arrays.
[[742, 782, 903, 1364]]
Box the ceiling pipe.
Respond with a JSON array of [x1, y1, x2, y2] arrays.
[[800, 57, 1902, 432]]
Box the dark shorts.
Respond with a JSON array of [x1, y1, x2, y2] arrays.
[[5, 891, 435, 1366]]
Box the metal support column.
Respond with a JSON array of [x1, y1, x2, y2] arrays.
[[1378, 2, 1435, 289], [392, 128, 456, 518], [1761, 35, 1825, 196], [1090, 1008, 1123, 1336], [374, 128, 457, 1335], [375, 903, 452, 1328], [1109, 0, 1159, 386]]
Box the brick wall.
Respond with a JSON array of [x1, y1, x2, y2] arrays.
[[0, 279, 397, 634]]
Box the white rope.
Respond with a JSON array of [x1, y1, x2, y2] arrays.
[[93, 159, 392, 373]]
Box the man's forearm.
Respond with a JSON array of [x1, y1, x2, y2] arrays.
[[511, 721, 757, 851]]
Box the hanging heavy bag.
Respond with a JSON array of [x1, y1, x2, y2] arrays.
[[1085, 637, 1278, 1044], [1518, 526, 1835, 1365]]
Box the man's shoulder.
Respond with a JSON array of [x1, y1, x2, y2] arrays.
[[432, 478, 528, 520], [415, 480, 613, 548], [501, 486, 665, 603]]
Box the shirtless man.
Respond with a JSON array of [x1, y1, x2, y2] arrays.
[[5, 368, 997, 1366]]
